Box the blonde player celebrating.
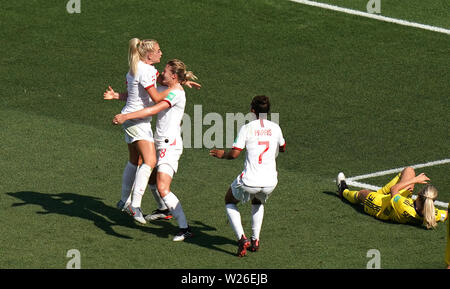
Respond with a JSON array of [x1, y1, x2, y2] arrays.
[[209, 95, 286, 257], [113, 59, 197, 241], [336, 167, 448, 229], [103, 38, 172, 224]]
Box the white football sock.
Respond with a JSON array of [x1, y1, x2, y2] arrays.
[[251, 204, 264, 240], [225, 203, 245, 240], [163, 192, 188, 228], [149, 184, 168, 210], [131, 164, 151, 208], [120, 162, 137, 203]]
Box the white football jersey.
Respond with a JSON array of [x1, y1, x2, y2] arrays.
[[232, 118, 285, 187], [121, 61, 158, 121], [154, 86, 186, 147]]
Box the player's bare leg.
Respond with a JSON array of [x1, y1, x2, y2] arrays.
[[337, 172, 372, 205], [356, 190, 372, 203], [398, 167, 416, 192]]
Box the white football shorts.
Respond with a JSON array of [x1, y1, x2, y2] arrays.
[[122, 119, 154, 144], [155, 137, 183, 176], [230, 174, 276, 204]]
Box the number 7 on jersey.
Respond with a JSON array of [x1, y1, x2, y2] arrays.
[[258, 141, 269, 164]]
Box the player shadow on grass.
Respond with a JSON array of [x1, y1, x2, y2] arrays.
[[7, 191, 238, 252], [7, 191, 142, 239], [323, 190, 366, 215], [146, 220, 238, 257]]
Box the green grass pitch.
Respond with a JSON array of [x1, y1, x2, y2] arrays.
[[0, 0, 449, 269]]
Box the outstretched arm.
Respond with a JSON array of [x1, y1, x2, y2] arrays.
[[104, 86, 128, 101], [209, 148, 241, 160], [112, 101, 170, 125]]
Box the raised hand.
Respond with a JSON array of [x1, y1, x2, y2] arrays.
[[415, 173, 430, 184], [104, 86, 118, 100]]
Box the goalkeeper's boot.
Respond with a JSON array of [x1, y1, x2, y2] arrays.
[[336, 172, 348, 200], [145, 208, 173, 221], [237, 235, 250, 257], [125, 205, 147, 224]]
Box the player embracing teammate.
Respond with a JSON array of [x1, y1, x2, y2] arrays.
[[112, 59, 197, 241], [104, 38, 286, 254], [105, 38, 199, 241]]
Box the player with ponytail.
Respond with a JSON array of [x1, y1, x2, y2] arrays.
[[417, 185, 438, 229], [104, 37, 201, 225], [106, 38, 170, 102], [103, 37, 172, 224], [112, 59, 199, 241], [336, 167, 448, 229]]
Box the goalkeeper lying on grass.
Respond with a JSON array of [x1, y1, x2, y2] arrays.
[[336, 167, 447, 229]]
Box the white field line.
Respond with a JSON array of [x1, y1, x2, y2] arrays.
[[343, 159, 450, 208], [346, 180, 381, 192], [348, 159, 450, 181], [345, 180, 450, 208], [289, 0, 450, 35]]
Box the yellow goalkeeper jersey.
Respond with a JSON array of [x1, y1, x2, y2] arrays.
[[364, 190, 447, 225], [389, 194, 447, 225]]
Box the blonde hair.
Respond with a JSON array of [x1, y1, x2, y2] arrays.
[[417, 184, 438, 229], [166, 59, 197, 84], [128, 38, 159, 76]]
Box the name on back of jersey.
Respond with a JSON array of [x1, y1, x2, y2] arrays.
[[254, 129, 272, 137]]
